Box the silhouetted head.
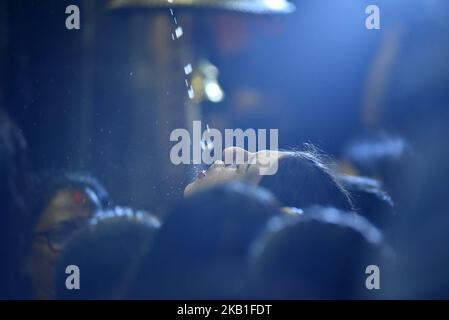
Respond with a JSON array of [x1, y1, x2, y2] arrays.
[[337, 175, 395, 232], [248, 206, 386, 299], [343, 132, 412, 180], [128, 181, 281, 299], [0, 109, 29, 217], [55, 207, 160, 300]]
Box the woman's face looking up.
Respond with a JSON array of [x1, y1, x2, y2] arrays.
[[184, 147, 287, 197]]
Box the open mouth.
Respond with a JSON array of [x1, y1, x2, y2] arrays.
[[197, 170, 207, 179]]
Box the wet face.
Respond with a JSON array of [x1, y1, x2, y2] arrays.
[[184, 147, 287, 197], [25, 188, 98, 299]]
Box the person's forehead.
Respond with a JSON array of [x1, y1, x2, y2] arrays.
[[35, 189, 93, 229]]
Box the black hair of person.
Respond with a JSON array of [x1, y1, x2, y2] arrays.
[[337, 174, 395, 232], [0, 109, 32, 299], [0, 108, 30, 219], [259, 144, 353, 211], [343, 131, 413, 178]]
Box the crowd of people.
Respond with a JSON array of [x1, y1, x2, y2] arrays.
[[1, 107, 415, 300]]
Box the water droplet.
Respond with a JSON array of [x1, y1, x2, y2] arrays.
[[200, 139, 207, 150], [184, 63, 192, 75], [206, 139, 214, 150], [188, 86, 195, 99], [175, 26, 183, 39]]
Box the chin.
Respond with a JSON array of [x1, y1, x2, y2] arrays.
[[184, 182, 195, 197]]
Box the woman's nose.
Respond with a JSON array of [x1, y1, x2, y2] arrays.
[[197, 170, 206, 179], [223, 147, 251, 165]]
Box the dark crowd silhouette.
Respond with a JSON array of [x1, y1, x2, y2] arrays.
[[2, 0, 449, 301], [3, 105, 446, 300]]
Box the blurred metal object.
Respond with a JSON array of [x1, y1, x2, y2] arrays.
[[109, 0, 295, 14], [191, 60, 225, 104]]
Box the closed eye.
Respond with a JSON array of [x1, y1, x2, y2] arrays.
[[208, 160, 224, 170]]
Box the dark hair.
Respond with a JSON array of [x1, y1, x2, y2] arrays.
[[0, 109, 31, 299], [54, 207, 160, 300], [259, 146, 353, 210], [343, 132, 412, 178], [0, 109, 30, 216], [248, 206, 386, 299], [337, 175, 395, 232], [127, 182, 281, 299]]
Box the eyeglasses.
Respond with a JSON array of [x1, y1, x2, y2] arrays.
[[32, 220, 85, 253]]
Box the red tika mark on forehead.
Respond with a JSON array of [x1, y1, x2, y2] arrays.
[[72, 190, 87, 205]]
